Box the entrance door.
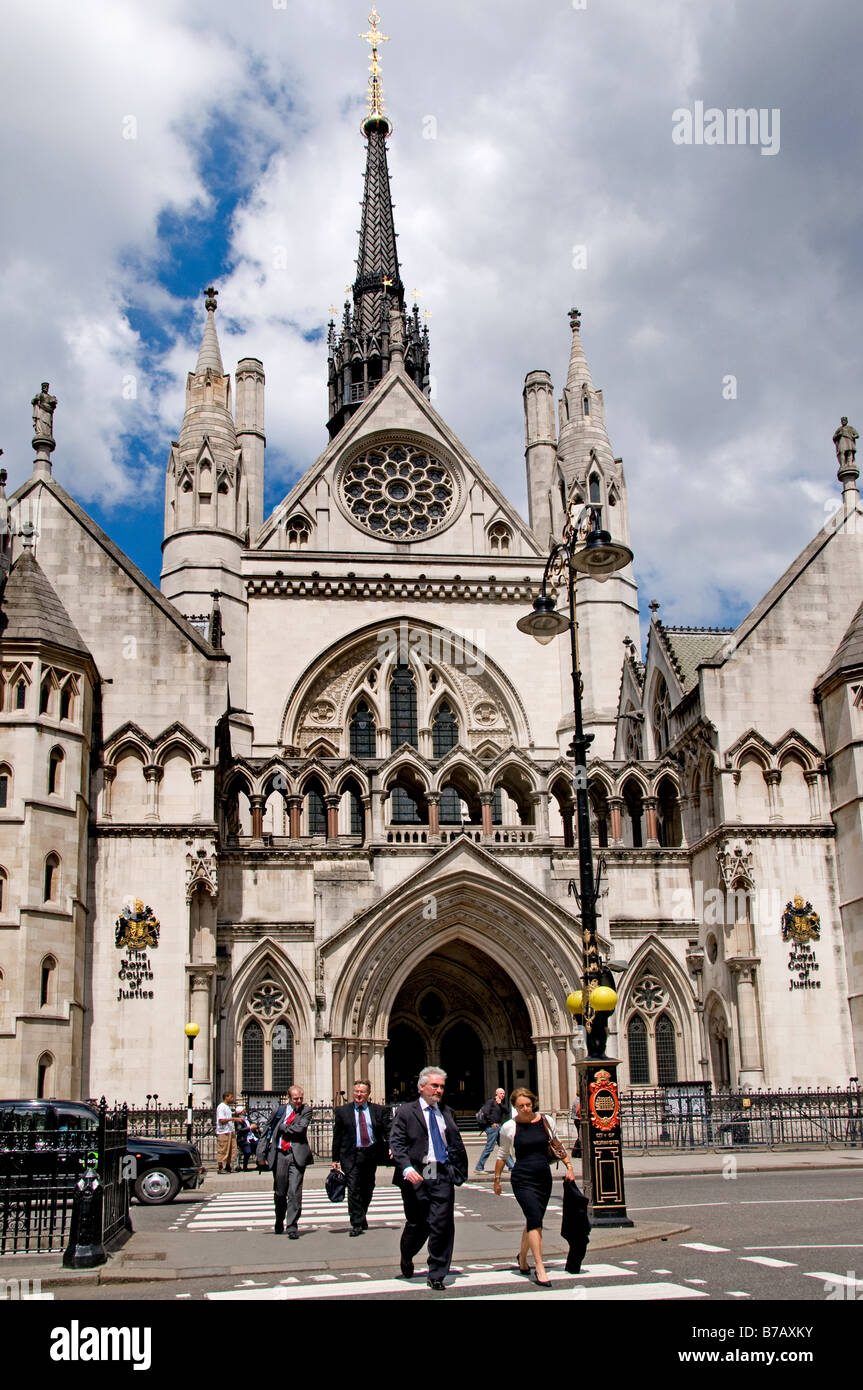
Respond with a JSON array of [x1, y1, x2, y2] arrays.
[[440, 1022, 484, 1115], [385, 1023, 426, 1103]]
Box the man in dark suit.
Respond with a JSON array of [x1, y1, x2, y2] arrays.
[[262, 1084, 313, 1238], [389, 1065, 468, 1290], [331, 1079, 392, 1236]]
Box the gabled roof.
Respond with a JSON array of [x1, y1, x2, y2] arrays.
[[257, 365, 544, 557], [9, 477, 227, 660], [656, 624, 730, 693], [0, 550, 91, 658], [818, 597, 863, 688]]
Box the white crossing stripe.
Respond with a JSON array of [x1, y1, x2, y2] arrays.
[[461, 1282, 709, 1302], [188, 1188, 438, 1231], [726, 1292, 752, 1298], [739, 1256, 796, 1269], [206, 1262, 639, 1301], [804, 1271, 863, 1287], [680, 1242, 729, 1253]]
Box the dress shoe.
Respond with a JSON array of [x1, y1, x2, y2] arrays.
[[274, 1222, 284, 1235], [426, 1278, 446, 1291], [361, 1219, 368, 1230], [349, 1227, 362, 1237], [287, 1231, 299, 1240], [400, 1255, 414, 1279], [515, 1255, 530, 1276], [533, 1272, 552, 1287]]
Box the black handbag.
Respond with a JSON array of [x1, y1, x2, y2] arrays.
[[325, 1168, 347, 1202]]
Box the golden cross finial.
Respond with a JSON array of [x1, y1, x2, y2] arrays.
[[382, 276, 394, 288], [359, 7, 389, 120]]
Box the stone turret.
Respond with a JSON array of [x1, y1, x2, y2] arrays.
[[161, 288, 255, 705], [523, 369, 557, 546]]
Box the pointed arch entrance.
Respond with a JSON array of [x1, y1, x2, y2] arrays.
[[326, 840, 587, 1112], [383, 939, 535, 1113]]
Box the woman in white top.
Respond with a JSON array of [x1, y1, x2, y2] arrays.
[[493, 1087, 575, 1287]]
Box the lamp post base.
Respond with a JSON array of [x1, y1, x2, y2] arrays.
[[576, 1056, 633, 1228]]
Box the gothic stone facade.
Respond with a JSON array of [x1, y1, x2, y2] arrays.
[[1, 116, 861, 1110]]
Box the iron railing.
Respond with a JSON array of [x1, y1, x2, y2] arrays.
[[0, 1099, 130, 1255], [557, 1083, 863, 1152]]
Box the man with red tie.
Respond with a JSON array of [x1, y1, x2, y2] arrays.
[[331, 1080, 392, 1236]]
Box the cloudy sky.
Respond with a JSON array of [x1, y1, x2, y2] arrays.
[[1, 0, 861, 638]]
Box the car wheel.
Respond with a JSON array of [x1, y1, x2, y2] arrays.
[[134, 1167, 181, 1205]]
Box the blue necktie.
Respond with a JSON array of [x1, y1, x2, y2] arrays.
[[428, 1105, 448, 1164]]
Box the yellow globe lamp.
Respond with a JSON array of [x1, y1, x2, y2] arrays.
[[589, 985, 618, 1013], [566, 990, 584, 1016], [184, 1022, 200, 1039]]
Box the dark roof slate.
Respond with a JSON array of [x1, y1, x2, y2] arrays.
[[0, 550, 91, 657], [818, 598, 863, 686]]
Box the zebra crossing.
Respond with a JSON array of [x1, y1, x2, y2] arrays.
[[204, 1257, 708, 1301], [184, 1186, 475, 1232]]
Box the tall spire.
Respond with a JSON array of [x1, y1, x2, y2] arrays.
[[326, 8, 430, 438], [196, 286, 225, 375]]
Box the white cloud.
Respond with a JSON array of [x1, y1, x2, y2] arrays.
[[0, 0, 861, 632]]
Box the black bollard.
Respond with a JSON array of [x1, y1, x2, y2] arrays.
[[62, 1152, 106, 1269]]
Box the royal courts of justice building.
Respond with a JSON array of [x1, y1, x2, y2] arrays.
[[1, 23, 861, 1112]]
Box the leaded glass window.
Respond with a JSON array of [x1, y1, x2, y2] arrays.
[[391, 781, 423, 824], [242, 1021, 264, 1091], [432, 702, 458, 756], [350, 701, 376, 758], [389, 666, 418, 750], [272, 1021, 294, 1092], [305, 778, 326, 835], [627, 1014, 649, 1085], [439, 787, 463, 823], [655, 1012, 678, 1085], [349, 787, 364, 836]]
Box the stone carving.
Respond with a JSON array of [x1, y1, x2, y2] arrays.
[[631, 973, 666, 1013], [309, 700, 336, 723], [833, 416, 858, 470], [185, 843, 218, 900], [31, 382, 57, 440], [341, 442, 456, 542], [717, 839, 754, 889]]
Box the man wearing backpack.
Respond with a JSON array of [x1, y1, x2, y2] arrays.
[[474, 1088, 515, 1174]]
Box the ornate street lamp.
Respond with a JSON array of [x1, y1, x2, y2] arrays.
[[184, 1022, 200, 1143], [518, 500, 633, 1226]]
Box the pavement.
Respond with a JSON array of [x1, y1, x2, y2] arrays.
[[5, 1143, 863, 1290]]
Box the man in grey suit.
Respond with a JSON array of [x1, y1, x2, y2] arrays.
[[262, 1084, 313, 1238]]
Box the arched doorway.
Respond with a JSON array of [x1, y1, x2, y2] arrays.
[[384, 939, 535, 1117]]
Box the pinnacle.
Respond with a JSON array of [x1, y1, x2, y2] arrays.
[[195, 287, 225, 376]]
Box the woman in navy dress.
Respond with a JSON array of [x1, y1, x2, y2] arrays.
[[493, 1087, 576, 1287]]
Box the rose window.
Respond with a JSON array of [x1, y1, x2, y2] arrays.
[[250, 981, 287, 1020], [341, 443, 456, 541], [631, 974, 666, 1013]]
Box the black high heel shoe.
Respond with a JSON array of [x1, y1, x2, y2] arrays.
[[515, 1253, 531, 1276]]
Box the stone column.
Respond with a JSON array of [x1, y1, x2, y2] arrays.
[[480, 793, 494, 837], [764, 769, 781, 823], [554, 1039, 570, 1109], [731, 961, 764, 1086], [531, 791, 549, 840], [609, 797, 624, 845], [534, 1040, 553, 1108], [189, 971, 213, 1100], [191, 767, 203, 823], [288, 797, 302, 839], [561, 804, 574, 848], [359, 1043, 370, 1078], [331, 1043, 343, 1104], [250, 795, 265, 840], [325, 795, 340, 843], [371, 789, 388, 841], [644, 795, 660, 847], [362, 795, 372, 844], [804, 771, 822, 821], [100, 765, 116, 822], [143, 764, 163, 822], [426, 792, 440, 840]]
